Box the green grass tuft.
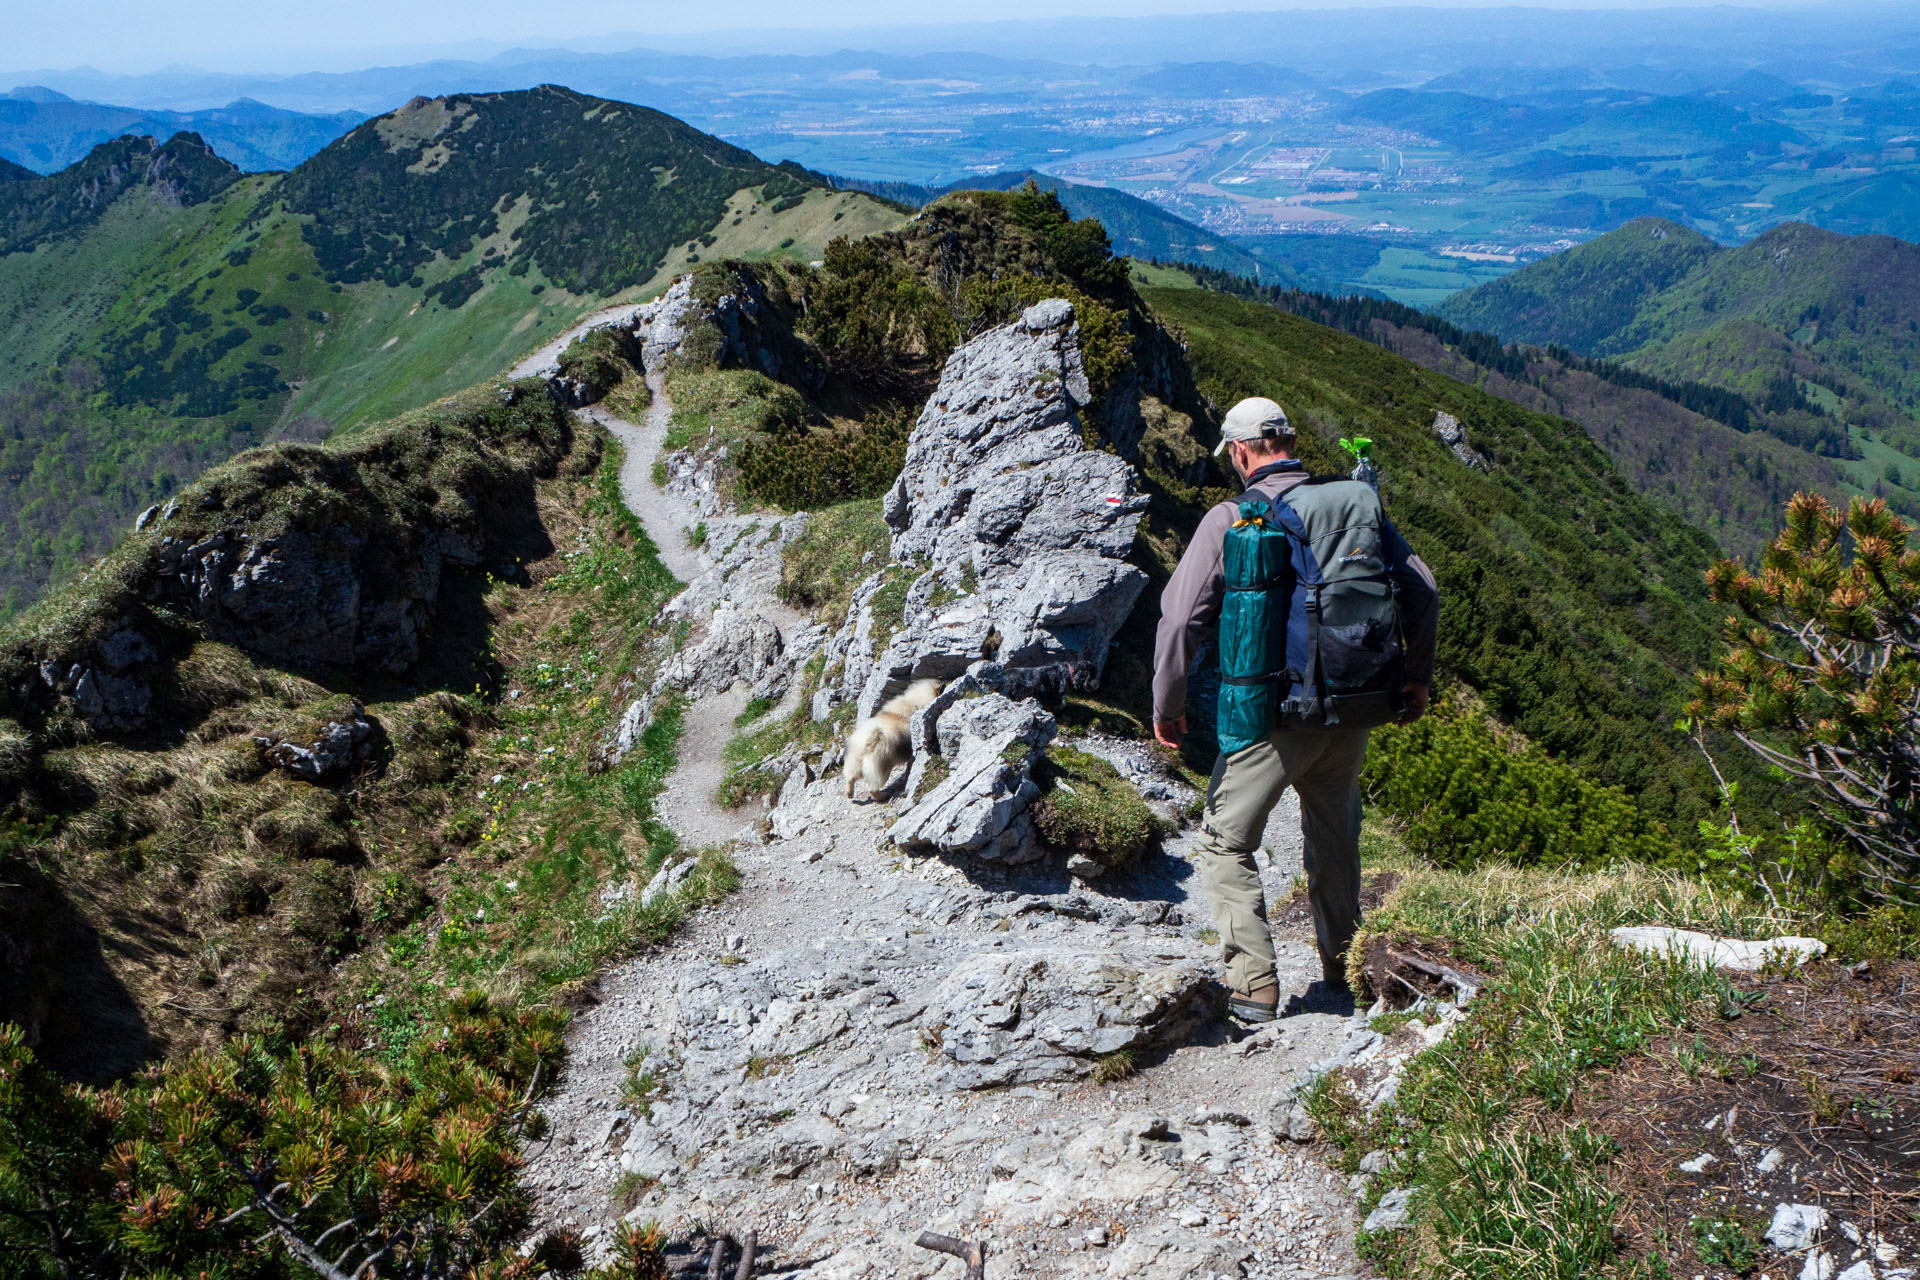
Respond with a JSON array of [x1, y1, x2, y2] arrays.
[[1032, 744, 1167, 868]]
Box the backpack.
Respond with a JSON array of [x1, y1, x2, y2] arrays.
[[1216, 476, 1408, 754]]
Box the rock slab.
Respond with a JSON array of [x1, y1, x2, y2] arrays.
[[1611, 926, 1826, 971]]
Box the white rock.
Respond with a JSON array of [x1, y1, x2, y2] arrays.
[[1801, 1251, 1835, 1280], [1835, 1262, 1876, 1280], [1679, 1153, 1718, 1173], [921, 946, 1210, 1089], [1758, 1147, 1786, 1174], [1768, 1203, 1831, 1252], [1609, 926, 1826, 971], [1363, 1188, 1412, 1233]]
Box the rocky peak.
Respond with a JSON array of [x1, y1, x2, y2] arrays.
[[825, 299, 1148, 722], [1432, 410, 1491, 471]]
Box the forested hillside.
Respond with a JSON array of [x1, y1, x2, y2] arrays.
[[1159, 264, 1846, 554], [0, 131, 240, 253], [1438, 218, 1920, 513], [0, 86, 905, 614]]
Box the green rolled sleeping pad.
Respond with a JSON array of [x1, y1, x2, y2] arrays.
[[1217, 500, 1293, 756]]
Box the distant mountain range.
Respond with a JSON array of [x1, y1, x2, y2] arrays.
[[11, 5, 1920, 109], [0, 86, 905, 611], [0, 85, 364, 172], [9, 30, 1920, 300]]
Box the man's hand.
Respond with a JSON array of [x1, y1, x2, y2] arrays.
[[1398, 683, 1430, 724], [1153, 716, 1187, 749]]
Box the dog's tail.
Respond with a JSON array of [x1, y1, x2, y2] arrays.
[[889, 678, 945, 718]]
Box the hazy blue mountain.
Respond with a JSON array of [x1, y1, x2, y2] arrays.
[[0, 86, 364, 172], [1129, 62, 1319, 97]]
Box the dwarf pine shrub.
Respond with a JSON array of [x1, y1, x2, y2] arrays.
[[1363, 701, 1680, 870]]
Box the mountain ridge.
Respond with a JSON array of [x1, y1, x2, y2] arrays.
[[0, 92, 365, 173], [0, 86, 906, 613]]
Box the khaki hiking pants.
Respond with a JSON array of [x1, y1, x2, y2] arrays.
[[1194, 726, 1369, 996]]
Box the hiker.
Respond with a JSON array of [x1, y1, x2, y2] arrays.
[[1152, 397, 1439, 1022]]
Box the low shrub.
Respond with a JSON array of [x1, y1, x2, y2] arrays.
[[1032, 744, 1166, 868], [1363, 699, 1681, 871], [555, 327, 639, 404], [736, 411, 910, 510], [0, 992, 565, 1278]]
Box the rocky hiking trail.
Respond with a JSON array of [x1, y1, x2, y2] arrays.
[[511, 297, 1409, 1279]]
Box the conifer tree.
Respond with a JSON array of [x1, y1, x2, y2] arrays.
[[1693, 492, 1920, 905]]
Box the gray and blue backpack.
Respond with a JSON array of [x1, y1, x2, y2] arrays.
[[1216, 476, 1409, 754]]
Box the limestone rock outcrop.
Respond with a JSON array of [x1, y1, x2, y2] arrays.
[[32, 621, 158, 732], [889, 688, 1055, 863], [819, 299, 1150, 725], [254, 702, 375, 783], [638, 270, 822, 390], [1432, 411, 1491, 471], [922, 945, 1213, 1089], [155, 522, 476, 673]]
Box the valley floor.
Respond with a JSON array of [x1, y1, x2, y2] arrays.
[[519, 385, 1375, 1279]]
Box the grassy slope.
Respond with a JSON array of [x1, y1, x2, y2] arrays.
[[1144, 285, 1728, 837]]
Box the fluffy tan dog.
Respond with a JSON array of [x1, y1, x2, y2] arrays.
[[842, 678, 944, 799]]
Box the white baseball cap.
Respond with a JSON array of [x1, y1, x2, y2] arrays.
[[1213, 396, 1294, 456]]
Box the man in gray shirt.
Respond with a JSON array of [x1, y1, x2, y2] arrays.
[[1153, 397, 1438, 1021]]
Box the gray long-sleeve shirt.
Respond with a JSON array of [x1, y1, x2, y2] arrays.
[[1151, 462, 1440, 726]]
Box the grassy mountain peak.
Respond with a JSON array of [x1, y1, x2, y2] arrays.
[[0, 87, 905, 616], [1435, 217, 1719, 353], [283, 84, 805, 296]]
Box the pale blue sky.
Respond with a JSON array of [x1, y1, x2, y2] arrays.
[[4, 0, 1842, 76]]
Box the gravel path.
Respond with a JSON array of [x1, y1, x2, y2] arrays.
[[656, 684, 755, 850], [525, 377, 1370, 1279], [526, 806, 1368, 1279], [583, 372, 708, 585], [509, 302, 649, 381]]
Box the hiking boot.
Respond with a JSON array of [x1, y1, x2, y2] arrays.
[[1227, 982, 1280, 1023]]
